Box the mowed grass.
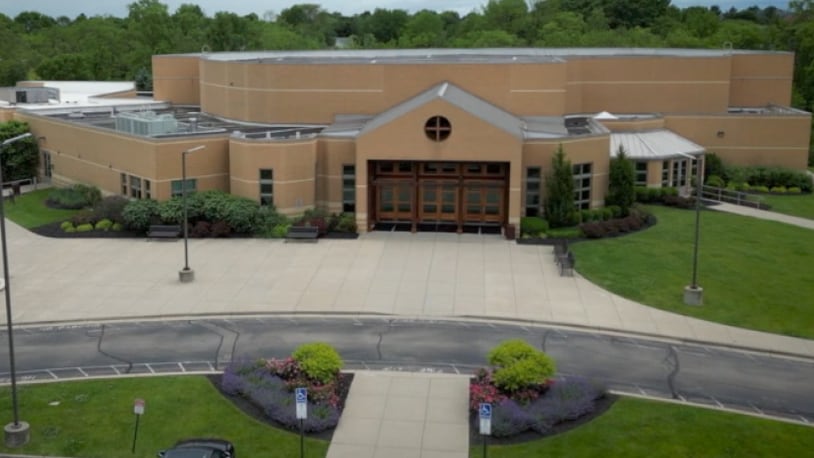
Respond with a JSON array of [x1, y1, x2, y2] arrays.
[[756, 193, 814, 220], [480, 397, 814, 457], [0, 376, 328, 458], [570, 205, 814, 338], [4, 188, 79, 229]]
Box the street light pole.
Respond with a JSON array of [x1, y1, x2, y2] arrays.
[[179, 145, 205, 283], [1, 132, 32, 447], [683, 153, 704, 306]]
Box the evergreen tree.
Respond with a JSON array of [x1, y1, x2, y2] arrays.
[[544, 145, 575, 228], [607, 145, 636, 215]]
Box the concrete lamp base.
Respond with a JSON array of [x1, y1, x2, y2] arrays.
[[178, 268, 195, 283], [683, 285, 704, 306], [4, 421, 30, 448]]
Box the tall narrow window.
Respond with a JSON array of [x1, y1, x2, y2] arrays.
[[129, 176, 142, 199], [662, 161, 671, 187], [259, 169, 273, 206], [144, 180, 151, 199], [635, 161, 648, 186], [342, 164, 355, 212], [525, 167, 541, 217], [121, 173, 128, 195], [171, 179, 197, 198], [572, 163, 592, 210]]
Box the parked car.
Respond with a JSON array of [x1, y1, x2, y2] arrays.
[[157, 438, 235, 458]]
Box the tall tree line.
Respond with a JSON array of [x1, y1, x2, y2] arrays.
[[1, 0, 814, 116]]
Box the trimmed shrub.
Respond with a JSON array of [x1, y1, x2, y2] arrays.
[[73, 184, 102, 207], [46, 187, 90, 210], [520, 216, 549, 237], [111, 222, 123, 231], [190, 221, 211, 238], [95, 219, 113, 231], [770, 186, 787, 193], [122, 199, 160, 233], [788, 187, 802, 194], [64, 226, 76, 233], [75, 223, 93, 232], [60, 221, 74, 231], [601, 208, 613, 221], [607, 205, 622, 218], [210, 220, 232, 237], [751, 185, 770, 193], [158, 198, 184, 224], [70, 210, 95, 226], [545, 226, 583, 238], [487, 340, 556, 393], [292, 342, 343, 384], [705, 175, 725, 188], [580, 222, 606, 239], [335, 213, 357, 233], [91, 195, 129, 223]]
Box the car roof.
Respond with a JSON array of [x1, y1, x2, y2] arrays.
[[163, 447, 219, 458]]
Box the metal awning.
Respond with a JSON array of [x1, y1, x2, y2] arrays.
[[611, 130, 705, 160]]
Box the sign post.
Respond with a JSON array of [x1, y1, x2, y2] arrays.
[[479, 403, 491, 458], [131, 398, 145, 454], [295, 387, 307, 458]]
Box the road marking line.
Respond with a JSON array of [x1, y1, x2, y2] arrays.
[[178, 362, 186, 372], [112, 366, 121, 375], [145, 364, 156, 374], [46, 370, 58, 380], [77, 368, 88, 377]]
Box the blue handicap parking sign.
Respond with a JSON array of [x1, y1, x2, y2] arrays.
[[479, 403, 492, 419], [295, 387, 307, 403]]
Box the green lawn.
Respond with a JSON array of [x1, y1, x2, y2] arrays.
[[479, 397, 814, 457], [0, 376, 328, 458], [755, 193, 814, 220], [4, 188, 79, 229], [570, 205, 814, 338]]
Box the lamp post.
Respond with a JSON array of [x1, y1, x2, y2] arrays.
[[681, 153, 704, 306], [1, 132, 32, 447], [179, 145, 205, 283]]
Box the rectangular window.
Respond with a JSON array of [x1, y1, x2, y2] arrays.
[[259, 168, 273, 206], [525, 167, 542, 217], [635, 161, 648, 186], [171, 179, 197, 198], [662, 161, 671, 187], [672, 159, 687, 188], [121, 173, 128, 195], [144, 180, 151, 199], [129, 176, 142, 199], [572, 163, 592, 210], [342, 164, 355, 213]]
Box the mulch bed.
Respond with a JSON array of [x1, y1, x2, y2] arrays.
[[206, 372, 354, 442], [30, 221, 143, 239], [467, 394, 618, 445]]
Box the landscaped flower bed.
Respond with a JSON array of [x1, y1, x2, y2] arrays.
[[220, 343, 350, 434], [469, 339, 608, 441]]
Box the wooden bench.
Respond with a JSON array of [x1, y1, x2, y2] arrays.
[[147, 224, 181, 239], [559, 251, 576, 277], [286, 225, 319, 242]]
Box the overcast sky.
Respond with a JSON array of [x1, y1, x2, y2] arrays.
[[0, 0, 790, 19]]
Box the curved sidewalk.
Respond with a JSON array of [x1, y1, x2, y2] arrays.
[[708, 202, 814, 230], [2, 219, 813, 359]]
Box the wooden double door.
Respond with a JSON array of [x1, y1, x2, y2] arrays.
[[372, 161, 507, 231]]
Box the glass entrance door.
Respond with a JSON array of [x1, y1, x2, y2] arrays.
[[377, 181, 413, 221], [419, 181, 458, 222], [464, 183, 504, 224]]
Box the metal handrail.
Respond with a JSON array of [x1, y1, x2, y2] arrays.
[[698, 185, 769, 210]]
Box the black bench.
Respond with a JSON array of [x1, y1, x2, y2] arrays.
[[559, 251, 576, 277], [553, 240, 569, 265], [147, 224, 181, 239], [286, 225, 319, 242]]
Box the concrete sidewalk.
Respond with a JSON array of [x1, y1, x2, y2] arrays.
[[708, 202, 814, 230], [327, 372, 469, 458]]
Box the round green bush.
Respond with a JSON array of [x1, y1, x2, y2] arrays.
[[75, 223, 94, 232], [60, 221, 74, 231], [770, 186, 787, 193], [292, 342, 343, 384], [64, 226, 76, 233], [705, 175, 725, 188], [111, 222, 124, 231], [122, 199, 160, 233], [788, 187, 802, 194], [520, 217, 549, 237], [95, 219, 113, 231], [487, 339, 556, 393]]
